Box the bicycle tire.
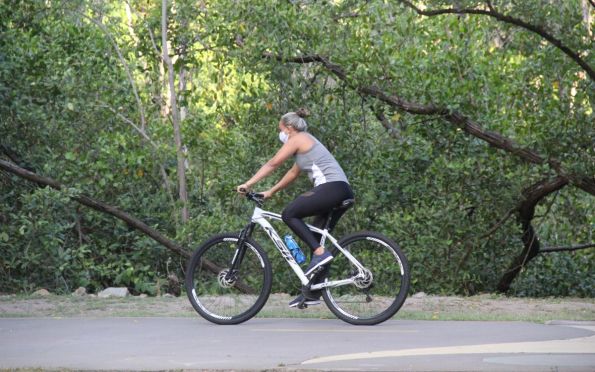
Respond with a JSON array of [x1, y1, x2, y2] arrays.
[[322, 231, 410, 325], [185, 233, 272, 325]]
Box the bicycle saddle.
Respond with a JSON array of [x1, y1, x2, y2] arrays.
[[333, 198, 355, 212]]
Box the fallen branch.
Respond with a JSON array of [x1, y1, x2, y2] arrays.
[[0, 159, 190, 258], [0, 159, 254, 294]]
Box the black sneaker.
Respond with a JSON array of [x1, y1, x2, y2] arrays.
[[304, 250, 333, 276], [288, 294, 321, 308]]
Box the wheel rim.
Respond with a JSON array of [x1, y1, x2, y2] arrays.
[[189, 238, 267, 320], [325, 236, 406, 321]]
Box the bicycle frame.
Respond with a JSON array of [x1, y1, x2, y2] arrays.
[[241, 206, 367, 290]]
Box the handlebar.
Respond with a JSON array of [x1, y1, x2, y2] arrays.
[[239, 188, 264, 207]]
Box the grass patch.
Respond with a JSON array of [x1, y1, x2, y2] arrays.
[[0, 293, 593, 323]]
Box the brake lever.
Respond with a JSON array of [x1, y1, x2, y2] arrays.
[[252, 193, 264, 207]]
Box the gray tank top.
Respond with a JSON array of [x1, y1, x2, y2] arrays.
[[295, 134, 349, 187]]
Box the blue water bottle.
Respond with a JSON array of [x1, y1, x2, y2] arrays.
[[284, 234, 306, 264]]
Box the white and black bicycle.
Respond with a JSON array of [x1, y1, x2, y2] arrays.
[[185, 191, 410, 325]]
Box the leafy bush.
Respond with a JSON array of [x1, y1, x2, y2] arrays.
[[1, 0, 592, 297]]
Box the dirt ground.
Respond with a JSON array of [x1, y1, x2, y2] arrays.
[[1, 292, 593, 322]]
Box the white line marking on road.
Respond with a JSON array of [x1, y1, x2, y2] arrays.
[[251, 328, 418, 333], [302, 328, 595, 365]]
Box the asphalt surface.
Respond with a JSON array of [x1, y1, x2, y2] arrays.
[[1, 317, 594, 371]]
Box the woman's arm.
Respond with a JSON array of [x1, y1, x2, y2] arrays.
[[267, 163, 301, 197], [241, 140, 298, 189]]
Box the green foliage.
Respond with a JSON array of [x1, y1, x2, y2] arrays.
[[511, 252, 595, 297], [1, 0, 592, 297], [1, 187, 78, 292]]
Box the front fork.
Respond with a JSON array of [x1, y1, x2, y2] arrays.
[[226, 222, 256, 280]]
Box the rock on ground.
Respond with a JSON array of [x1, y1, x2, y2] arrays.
[[98, 287, 129, 298], [72, 287, 87, 296]]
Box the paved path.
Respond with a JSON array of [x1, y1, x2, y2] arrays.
[[1, 318, 594, 371]]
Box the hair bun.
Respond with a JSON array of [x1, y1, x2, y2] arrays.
[[295, 107, 310, 118]]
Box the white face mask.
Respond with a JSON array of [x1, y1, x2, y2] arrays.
[[279, 131, 289, 144]]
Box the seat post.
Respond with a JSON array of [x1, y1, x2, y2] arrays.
[[323, 213, 334, 231]]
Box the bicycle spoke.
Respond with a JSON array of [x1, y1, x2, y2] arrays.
[[185, 234, 272, 324], [323, 232, 409, 325]]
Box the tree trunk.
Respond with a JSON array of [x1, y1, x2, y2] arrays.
[[159, 56, 168, 117], [496, 176, 569, 292], [583, 0, 593, 38], [124, 1, 146, 133], [162, 0, 189, 223], [179, 67, 188, 121]]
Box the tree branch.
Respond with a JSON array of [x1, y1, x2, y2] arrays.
[[123, 0, 163, 61], [496, 175, 569, 292], [264, 53, 546, 164], [396, 0, 595, 81], [96, 101, 176, 209], [454, 206, 515, 275], [265, 52, 595, 196], [0, 159, 189, 258], [479, 207, 516, 240], [485, 0, 495, 13], [263, 53, 348, 80], [373, 110, 401, 139], [519, 176, 570, 218], [333, 12, 361, 21], [0, 144, 23, 165], [373, 109, 445, 139], [541, 243, 595, 253], [73, 10, 148, 132], [98, 103, 159, 149], [0, 159, 254, 294]]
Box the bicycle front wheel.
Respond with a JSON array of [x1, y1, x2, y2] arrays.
[[185, 233, 272, 325], [322, 231, 410, 325]]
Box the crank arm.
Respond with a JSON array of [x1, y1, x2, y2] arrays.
[[310, 277, 356, 291]]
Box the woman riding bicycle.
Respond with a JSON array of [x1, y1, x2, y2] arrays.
[[237, 108, 354, 307]]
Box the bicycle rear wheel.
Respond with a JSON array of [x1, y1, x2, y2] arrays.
[[185, 233, 272, 325], [322, 231, 410, 325]]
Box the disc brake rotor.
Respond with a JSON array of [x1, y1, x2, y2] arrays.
[[354, 268, 373, 289], [217, 269, 237, 288]]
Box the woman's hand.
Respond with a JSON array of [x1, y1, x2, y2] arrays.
[[236, 183, 250, 194], [260, 190, 274, 200]]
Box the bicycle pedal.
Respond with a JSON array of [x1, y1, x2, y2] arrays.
[[307, 266, 324, 279]]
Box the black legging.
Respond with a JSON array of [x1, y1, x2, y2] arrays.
[[281, 181, 354, 251]]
